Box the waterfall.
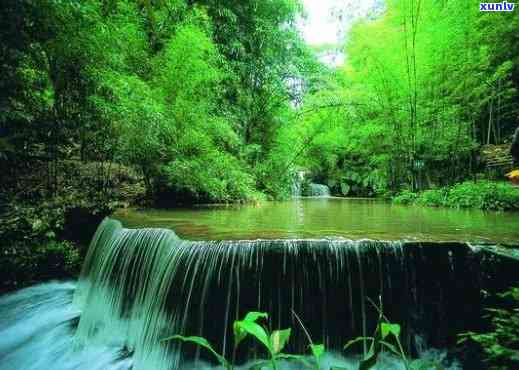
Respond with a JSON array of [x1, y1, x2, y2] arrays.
[[308, 183, 330, 197], [2, 219, 517, 370], [291, 170, 305, 198]]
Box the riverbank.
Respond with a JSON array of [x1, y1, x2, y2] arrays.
[[393, 180, 519, 211]]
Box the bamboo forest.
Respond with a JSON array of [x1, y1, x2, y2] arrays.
[[1, 0, 519, 369]]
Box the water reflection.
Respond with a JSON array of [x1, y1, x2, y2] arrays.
[[116, 198, 519, 243]]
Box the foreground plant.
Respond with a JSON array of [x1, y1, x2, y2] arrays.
[[344, 298, 444, 370], [163, 306, 443, 370], [291, 309, 342, 370], [233, 312, 295, 370], [163, 311, 300, 370]]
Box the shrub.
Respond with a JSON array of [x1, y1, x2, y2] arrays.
[[162, 151, 262, 203], [393, 181, 519, 211], [458, 286, 519, 370], [0, 159, 146, 292], [445, 181, 519, 210], [393, 190, 419, 205], [1, 240, 81, 293], [0, 201, 81, 293], [416, 188, 448, 207]]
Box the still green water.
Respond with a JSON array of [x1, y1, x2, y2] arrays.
[[115, 197, 519, 243]]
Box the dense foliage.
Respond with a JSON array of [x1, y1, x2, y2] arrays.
[[0, 0, 318, 205], [1, 0, 518, 201], [289, 0, 518, 195], [458, 286, 519, 370], [0, 0, 316, 290], [393, 180, 519, 211], [0, 161, 144, 292]]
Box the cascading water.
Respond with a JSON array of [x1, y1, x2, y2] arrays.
[[291, 171, 305, 198], [308, 183, 331, 197], [2, 219, 517, 370]]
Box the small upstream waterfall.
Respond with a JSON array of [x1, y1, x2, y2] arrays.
[[1, 219, 503, 370], [308, 183, 331, 197], [291, 171, 305, 198]]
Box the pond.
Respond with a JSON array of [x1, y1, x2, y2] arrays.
[[115, 197, 519, 243]]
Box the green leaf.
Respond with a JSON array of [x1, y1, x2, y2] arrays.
[[310, 343, 325, 360], [243, 312, 269, 322], [161, 335, 229, 368], [233, 312, 268, 349], [234, 320, 271, 352], [270, 328, 291, 354], [381, 323, 400, 339]]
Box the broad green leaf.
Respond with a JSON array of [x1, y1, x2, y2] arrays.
[[161, 335, 229, 368], [270, 328, 291, 354], [233, 322, 247, 349], [243, 312, 268, 323], [381, 323, 400, 339], [234, 320, 271, 351], [234, 312, 268, 349]]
